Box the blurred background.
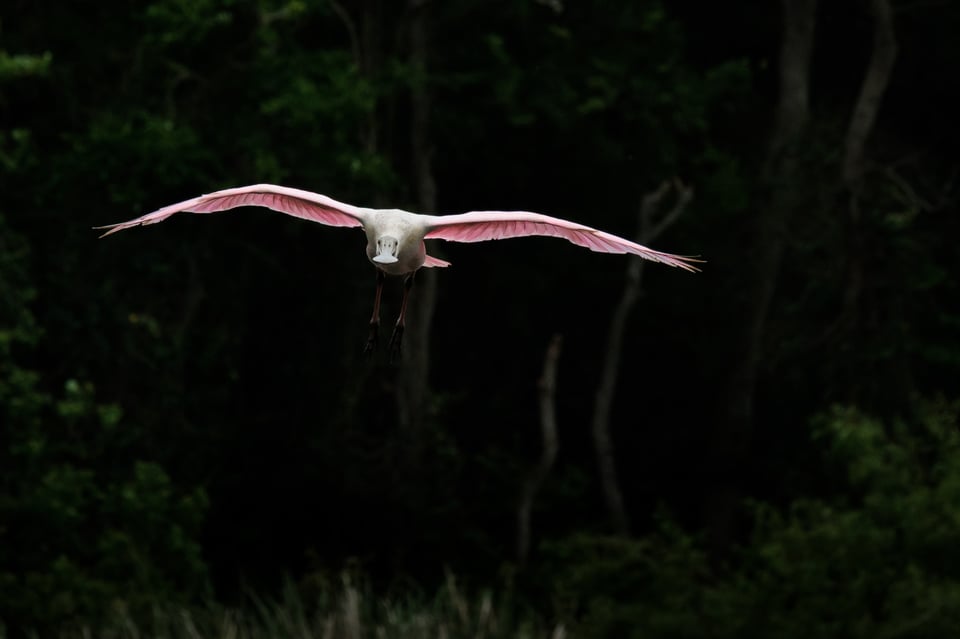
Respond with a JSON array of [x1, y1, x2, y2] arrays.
[[3, 0, 960, 636]]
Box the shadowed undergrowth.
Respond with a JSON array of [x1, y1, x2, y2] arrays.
[[9, 573, 565, 639]]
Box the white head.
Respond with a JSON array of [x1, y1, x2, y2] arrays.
[[372, 235, 400, 264]]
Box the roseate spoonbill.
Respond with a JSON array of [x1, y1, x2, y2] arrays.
[[96, 184, 701, 356]]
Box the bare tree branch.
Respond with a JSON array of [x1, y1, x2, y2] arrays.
[[591, 179, 693, 535], [837, 0, 897, 338], [885, 166, 935, 212], [518, 334, 562, 565], [843, 0, 898, 187], [328, 0, 362, 68], [647, 177, 695, 244], [782, 2, 903, 358]]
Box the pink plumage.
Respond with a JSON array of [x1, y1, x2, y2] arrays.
[[97, 183, 701, 356], [97, 183, 701, 272], [97, 184, 365, 238], [423, 211, 701, 272]]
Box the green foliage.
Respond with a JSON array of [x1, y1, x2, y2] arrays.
[[1, 159, 209, 630], [0, 283, 210, 632], [144, 0, 235, 47], [542, 400, 960, 638], [473, 1, 750, 172], [0, 51, 52, 79]]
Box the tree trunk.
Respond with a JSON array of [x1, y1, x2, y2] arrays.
[[840, 0, 900, 409], [397, 0, 438, 459], [839, 0, 897, 323], [842, 0, 897, 188], [592, 179, 693, 535], [708, 0, 818, 548], [517, 334, 562, 565]]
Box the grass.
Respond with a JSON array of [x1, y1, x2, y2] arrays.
[[19, 572, 567, 639]]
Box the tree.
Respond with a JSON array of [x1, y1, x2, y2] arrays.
[[1, 59, 209, 626], [709, 0, 900, 548], [398, 0, 440, 466], [544, 399, 960, 638], [592, 179, 693, 535]]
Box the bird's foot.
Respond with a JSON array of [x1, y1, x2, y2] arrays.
[[388, 325, 404, 363], [364, 322, 379, 356]]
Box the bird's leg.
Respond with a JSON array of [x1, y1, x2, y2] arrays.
[[388, 271, 415, 362], [364, 269, 385, 355]]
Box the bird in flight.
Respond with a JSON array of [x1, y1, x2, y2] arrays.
[[97, 183, 701, 358]]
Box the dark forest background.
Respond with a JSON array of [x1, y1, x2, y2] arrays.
[[3, 0, 960, 636]]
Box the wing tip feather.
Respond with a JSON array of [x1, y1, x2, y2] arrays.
[[667, 255, 704, 273], [93, 223, 132, 238]]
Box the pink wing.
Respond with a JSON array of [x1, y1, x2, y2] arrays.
[[423, 210, 701, 272], [96, 184, 367, 237]]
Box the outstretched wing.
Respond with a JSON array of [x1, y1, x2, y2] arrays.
[[422, 210, 701, 272], [96, 184, 368, 237]]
